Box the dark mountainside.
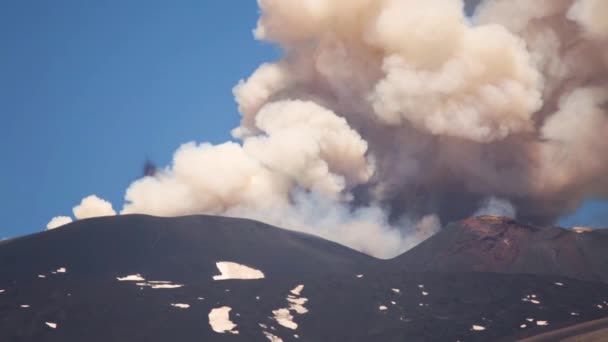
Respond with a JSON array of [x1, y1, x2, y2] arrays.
[[392, 216, 608, 283], [0, 215, 607, 342], [0, 215, 376, 282]]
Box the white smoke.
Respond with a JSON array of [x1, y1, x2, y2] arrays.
[[51, 0, 608, 258], [46, 216, 73, 230], [73, 195, 117, 220], [473, 197, 517, 218]]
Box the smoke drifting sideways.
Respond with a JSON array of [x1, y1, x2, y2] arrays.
[[48, 0, 608, 259]]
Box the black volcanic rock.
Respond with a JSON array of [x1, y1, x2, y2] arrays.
[[392, 216, 608, 282], [0, 215, 607, 342], [0, 215, 376, 283]]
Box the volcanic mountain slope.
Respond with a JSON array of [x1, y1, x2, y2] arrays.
[[392, 216, 608, 282], [0, 215, 607, 342], [0, 215, 376, 282]]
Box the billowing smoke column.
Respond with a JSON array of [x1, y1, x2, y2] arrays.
[[52, 0, 608, 258]]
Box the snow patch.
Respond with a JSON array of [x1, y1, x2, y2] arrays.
[[38, 275, 46, 278], [472, 325, 486, 331], [287, 297, 309, 314], [213, 262, 264, 281], [149, 284, 183, 289], [117, 274, 145, 282], [45, 322, 57, 329], [392, 288, 401, 294], [537, 321, 549, 326], [135, 281, 184, 289], [554, 282, 564, 286], [290, 285, 304, 296], [56, 267, 67, 273], [171, 303, 190, 309], [209, 307, 238, 334], [356, 274, 364, 278], [20, 305, 30, 308], [379, 305, 388, 311], [263, 331, 283, 342], [271, 285, 308, 330], [273, 309, 297, 330]]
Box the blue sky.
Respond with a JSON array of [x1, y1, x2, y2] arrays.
[[0, 1, 606, 238]]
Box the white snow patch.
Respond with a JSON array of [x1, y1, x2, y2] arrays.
[[422, 291, 429, 296], [537, 321, 549, 326], [271, 285, 308, 329], [472, 325, 486, 331], [526, 318, 534, 322], [150, 284, 183, 289], [530, 300, 541, 305], [571, 312, 580, 316], [554, 282, 564, 286], [20, 305, 30, 308], [198, 297, 205, 301], [520, 324, 527, 329], [379, 305, 388, 311], [356, 274, 364, 278], [56, 267, 67, 273], [418, 284, 425, 289], [171, 303, 190, 309], [38, 275, 46, 278], [391, 301, 397, 305], [597, 304, 604, 309], [45, 322, 57, 329], [290, 285, 304, 296], [256, 296, 261, 301], [392, 288, 401, 294], [273, 308, 298, 330], [208, 307, 238, 334], [263, 331, 283, 342], [117, 274, 145, 282], [135, 281, 184, 289], [213, 262, 264, 281], [287, 297, 309, 314]]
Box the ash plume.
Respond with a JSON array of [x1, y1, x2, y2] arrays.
[[57, 0, 608, 258]]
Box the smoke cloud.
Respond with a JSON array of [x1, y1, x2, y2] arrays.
[[73, 195, 117, 220], [46, 216, 73, 230], [52, 0, 608, 258], [473, 197, 517, 218]]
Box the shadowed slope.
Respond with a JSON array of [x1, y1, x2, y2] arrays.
[[0, 215, 606, 341], [0, 215, 377, 283]]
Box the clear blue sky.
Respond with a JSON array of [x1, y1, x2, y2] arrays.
[[0, 1, 606, 238]]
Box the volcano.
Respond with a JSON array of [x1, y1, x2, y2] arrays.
[[0, 215, 607, 341], [392, 216, 608, 283]]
